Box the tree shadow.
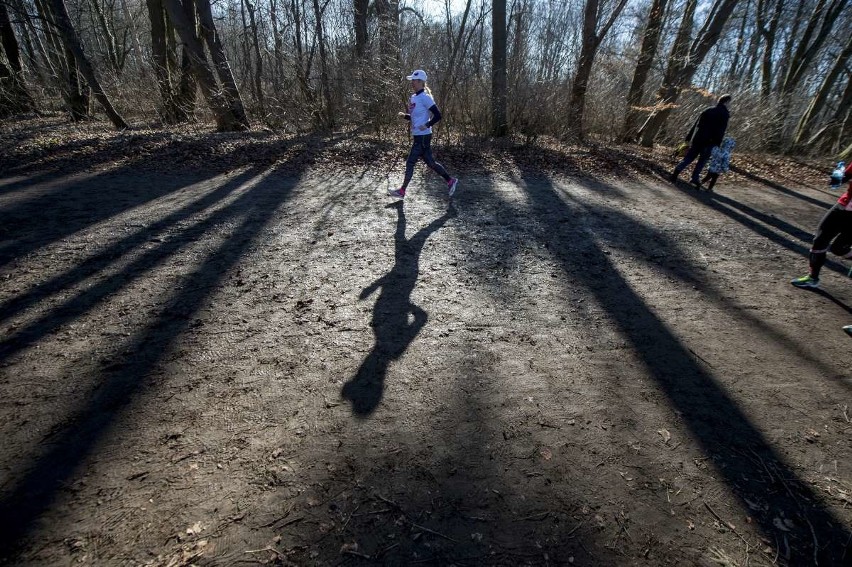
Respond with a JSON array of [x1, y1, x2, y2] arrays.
[[0, 151, 315, 559], [341, 200, 457, 416], [507, 168, 851, 564], [0, 168, 205, 269], [0, 167, 262, 328]]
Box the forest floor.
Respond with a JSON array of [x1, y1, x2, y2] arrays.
[[0, 116, 850, 566]]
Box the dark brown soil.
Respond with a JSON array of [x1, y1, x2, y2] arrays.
[[0, 117, 850, 566]]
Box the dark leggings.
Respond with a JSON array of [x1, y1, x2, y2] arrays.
[[674, 144, 713, 182], [808, 205, 852, 279], [402, 134, 450, 189]]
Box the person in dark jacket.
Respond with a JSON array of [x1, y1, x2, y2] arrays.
[[670, 94, 731, 188]]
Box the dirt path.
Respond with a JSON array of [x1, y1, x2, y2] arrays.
[[0, 154, 850, 566]]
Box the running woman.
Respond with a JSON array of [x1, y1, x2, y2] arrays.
[[791, 161, 852, 289], [388, 69, 459, 199]]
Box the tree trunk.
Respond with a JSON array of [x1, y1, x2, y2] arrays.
[[87, 0, 121, 73], [174, 0, 198, 120], [440, 0, 473, 108], [162, 0, 244, 130], [47, 0, 128, 129], [491, 0, 507, 136], [781, 0, 848, 96], [0, 1, 36, 115], [147, 0, 194, 123], [312, 0, 333, 129], [774, 0, 848, 150], [353, 0, 368, 59], [373, 0, 399, 127], [756, 0, 782, 98], [808, 75, 852, 155], [639, 0, 739, 147], [792, 34, 852, 148], [622, 0, 669, 141], [725, 0, 750, 86], [146, 0, 174, 120], [34, 0, 88, 119], [774, 0, 806, 93], [11, 0, 54, 88], [244, 0, 264, 115], [196, 0, 250, 128], [567, 0, 628, 137]]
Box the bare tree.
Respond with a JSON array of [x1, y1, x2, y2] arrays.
[[47, 0, 128, 128], [779, 0, 849, 97], [0, 0, 36, 115], [242, 0, 264, 115], [197, 0, 250, 127], [162, 0, 247, 130], [492, 0, 507, 136], [147, 0, 196, 123], [792, 34, 852, 149], [622, 0, 669, 140], [312, 0, 334, 129], [567, 0, 629, 137], [639, 0, 740, 146], [756, 0, 782, 98], [353, 0, 367, 58]]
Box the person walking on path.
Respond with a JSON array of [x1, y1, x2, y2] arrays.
[[388, 69, 459, 199], [670, 94, 731, 188], [791, 161, 852, 289]]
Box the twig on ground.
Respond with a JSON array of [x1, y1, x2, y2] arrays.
[[407, 520, 459, 543], [804, 516, 819, 566], [342, 503, 361, 530], [259, 505, 295, 528], [704, 501, 737, 531], [566, 521, 583, 538], [703, 500, 775, 565], [244, 546, 283, 558], [747, 448, 776, 485], [352, 508, 392, 517], [517, 511, 550, 521], [376, 494, 401, 509], [688, 347, 714, 368], [614, 514, 633, 541]]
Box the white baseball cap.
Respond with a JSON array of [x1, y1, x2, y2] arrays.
[[406, 69, 428, 81]]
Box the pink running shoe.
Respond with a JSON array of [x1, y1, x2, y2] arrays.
[[388, 187, 406, 198]]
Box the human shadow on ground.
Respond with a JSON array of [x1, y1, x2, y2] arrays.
[[509, 169, 851, 564], [585, 143, 833, 212], [671, 181, 851, 279], [0, 152, 314, 559], [808, 288, 852, 315], [729, 164, 834, 209], [341, 200, 456, 416]]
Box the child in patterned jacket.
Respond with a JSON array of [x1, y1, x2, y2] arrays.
[[700, 137, 735, 191]]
